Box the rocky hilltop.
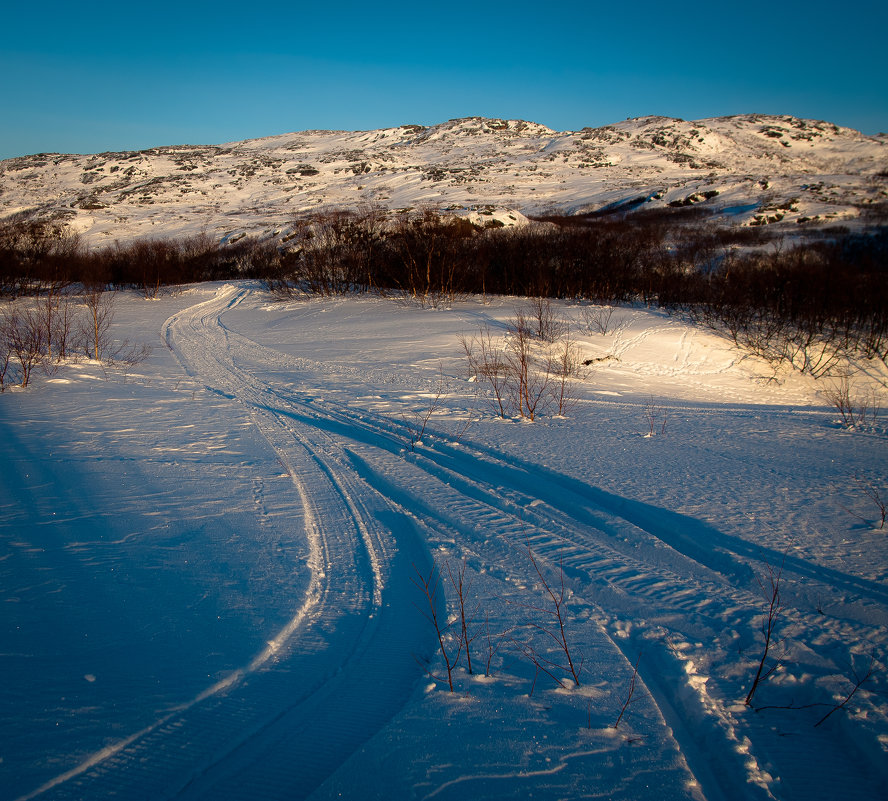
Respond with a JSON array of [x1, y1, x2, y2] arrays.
[[1, 115, 885, 246]]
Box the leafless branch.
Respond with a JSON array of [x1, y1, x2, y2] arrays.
[[745, 558, 785, 706], [523, 545, 582, 686], [814, 653, 878, 727], [412, 560, 463, 692], [445, 558, 481, 675], [613, 652, 642, 728]]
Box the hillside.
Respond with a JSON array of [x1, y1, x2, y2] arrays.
[[2, 115, 886, 246]]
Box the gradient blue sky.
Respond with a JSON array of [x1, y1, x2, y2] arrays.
[[2, 1, 886, 159]]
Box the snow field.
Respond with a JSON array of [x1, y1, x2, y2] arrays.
[[1, 283, 886, 800]]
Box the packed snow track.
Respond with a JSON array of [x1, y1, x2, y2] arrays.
[[5, 284, 886, 801], [18, 286, 435, 800]]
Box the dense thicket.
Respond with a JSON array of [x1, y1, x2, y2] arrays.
[[687, 227, 888, 372], [0, 215, 262, 296], [1, 208, 885, 373]]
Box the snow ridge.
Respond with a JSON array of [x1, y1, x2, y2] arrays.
[[1, 115, 885, 246]]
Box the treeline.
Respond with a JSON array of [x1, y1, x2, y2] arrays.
[[0, 216, 260, 297], [0, 205, 771, 300], [2, 207, 886, 373], [264, 206, 746, 303]]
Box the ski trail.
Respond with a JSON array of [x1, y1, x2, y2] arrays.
[[327, 417, 885, 799], [183, 301, 750, 799], [181, 288, 757, 799], [19, 286, 432, 801], [21, 285, 884, 801], [199, 291, 885, 799], [204, 308, 887, 800]]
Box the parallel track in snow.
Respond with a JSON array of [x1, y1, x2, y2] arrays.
[[22, 285, 887, 801], [22, 286, 433, 801], [207, 289, 888, 801]]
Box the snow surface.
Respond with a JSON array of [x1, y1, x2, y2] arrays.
[[2, 283, 887, 800]]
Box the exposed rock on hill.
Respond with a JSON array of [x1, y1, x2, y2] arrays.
[[1, 115, 885, 246]]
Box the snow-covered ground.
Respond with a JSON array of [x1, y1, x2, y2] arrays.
[[2, 283, 887, 800]]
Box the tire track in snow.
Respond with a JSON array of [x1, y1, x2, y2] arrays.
[[36, 284, 879, 801], [206, 304, 887, 801], [222, 290, 887, 799], [170, 290, 761, 799], [199, 339, 761, 797], [20, 286, 433, 801], [318, 409, 888, 800]]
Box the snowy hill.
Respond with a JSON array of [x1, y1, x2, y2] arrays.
[[1, 115, 886, 247]]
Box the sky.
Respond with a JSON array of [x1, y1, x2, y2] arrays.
[[2, 1, 886, 159]]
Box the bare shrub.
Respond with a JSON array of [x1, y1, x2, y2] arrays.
[[745, 559, 784, 706], [412, 561, 463, 692], [36, 289, 60, 362], [52, 295, 76, 362], [821, 375, 882, 429], [859, 480, 887, 531], [108, 340, 153, 368], [548, 327, 587, 416], [581, 304, 629, 336], [0, 308, 13, 391], [32, 286, 78, 364], [445, 559, 480, 675], [839, 475, 887, 531], [78, 287, 115, 361], [2, 303, 45, 387], [525, 296, 566, 342], [613, 653, 642, 728], [515, 545, 582, 688], [462, 316, 584, 421], [2, 207, 885, 336], [0, 344, 9, 391], [582, 304, 614, 335], [460, 325, 513, 419], [506, 313, 552, 421], [407, 366, 446, 450], [482, 612, 510, 678], [642, 395, 667, 437]]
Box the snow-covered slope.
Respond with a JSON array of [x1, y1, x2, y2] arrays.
[[2, 115, 886, 247]]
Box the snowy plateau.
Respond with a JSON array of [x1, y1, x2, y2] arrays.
[[1, 116, 888, 801]]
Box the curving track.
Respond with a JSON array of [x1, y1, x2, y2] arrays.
[[20, 284, 888, 801], [209, 288, 888, 800], [22, 286, 434, 801]]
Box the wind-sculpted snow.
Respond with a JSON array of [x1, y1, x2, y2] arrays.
[[1, 115, 885, 245], [2, 284, 887, 800]]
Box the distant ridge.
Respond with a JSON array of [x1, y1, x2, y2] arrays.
[[1, 115, 885, 246]]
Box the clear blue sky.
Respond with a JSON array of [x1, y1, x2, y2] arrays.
[[2, 1, 886, 159]]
